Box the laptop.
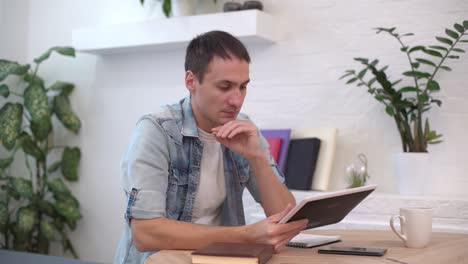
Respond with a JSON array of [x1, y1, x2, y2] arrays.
[[278, 185, 377, 229]]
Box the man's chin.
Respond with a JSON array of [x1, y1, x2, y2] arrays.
[[218, 117, 236, 125]]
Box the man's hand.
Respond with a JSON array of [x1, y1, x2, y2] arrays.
[[211, 120, 263, 159], [246, 204, 309, 252]]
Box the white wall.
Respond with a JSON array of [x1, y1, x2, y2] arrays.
[[0, 0, 29, 61], [2, 0, 468, 262]]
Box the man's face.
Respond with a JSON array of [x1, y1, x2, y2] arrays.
[[186, 56, 249, 132]]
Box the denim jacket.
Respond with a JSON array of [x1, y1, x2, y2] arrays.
[[114, 96, 284, 264]]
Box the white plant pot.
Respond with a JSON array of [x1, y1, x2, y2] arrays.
[[393, 153, 430, 196], [172, 0, 196, 17]]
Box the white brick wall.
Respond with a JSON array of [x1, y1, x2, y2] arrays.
[[246, 0, 468, 196], [2, 0, 468, 262]]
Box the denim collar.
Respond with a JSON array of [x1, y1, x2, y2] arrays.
[[180, 96, 199, 138]]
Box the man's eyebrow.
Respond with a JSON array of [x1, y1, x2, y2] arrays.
[[216, 79, 250, 86]]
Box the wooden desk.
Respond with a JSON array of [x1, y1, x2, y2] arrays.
[[145, 230, 468, 264]]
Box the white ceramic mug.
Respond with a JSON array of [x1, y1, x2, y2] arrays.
[[390, 207, 432, 248]]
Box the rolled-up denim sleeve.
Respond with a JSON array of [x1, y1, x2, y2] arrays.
[[120, 116, 170, 222], [246, 127, 286, 204]]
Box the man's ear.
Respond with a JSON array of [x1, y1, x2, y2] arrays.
[[185, 71, 196, 93]]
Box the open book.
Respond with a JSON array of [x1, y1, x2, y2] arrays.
[[279, 185, 377, 229], [287, 233, 341, 248]]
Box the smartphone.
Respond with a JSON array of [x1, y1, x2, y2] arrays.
[[318, 246, 387, 256]]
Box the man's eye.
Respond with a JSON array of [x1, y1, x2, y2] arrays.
[[240, 86, 247, 90], [218, 85, 230, 90]]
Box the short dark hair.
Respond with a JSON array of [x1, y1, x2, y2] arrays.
[[185, 30, 251, 83]]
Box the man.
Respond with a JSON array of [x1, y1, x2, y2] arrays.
[[114, 31, 308, 264]]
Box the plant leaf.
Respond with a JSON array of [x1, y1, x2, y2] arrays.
[[346, 77, 358, 84], [9, 178, 33, 198], [0, 84, 10, 98], [415, 58, 436, 67], [162, 0, 171, 17], [454, 23, 465, 33], [47, 178, 71, 196], [418, 93, 430, 103], [339, 71, 354, 80], [61, 147, 81, 181], [385, 105, 396, 116], [54, 199, 81, 221], [48, 81, 74, 96], [0, 202, 7, 231], [0, 103, 23, 150], [354, 57, 369, 64], [427, 80, 440, 92], [431, 99, 442, 107], [53, 94, 81, 134], [20, 133, 45, 161], [24, 84, 51, 141], [422, 49, 443, 58], [357, 68, 367, 78], [17, 207, 37, 233], [392, 79, 403, 86], [445, 29, 459, 39], [40, 219, 56, 240], [48, 160, 62, 173], [0, 156, 14, 169], [24, 73, 45, 86], [403, 71, 431, 79], [440, 66, 452, 71], [429, 45, 448, 52], [400, 33, 415, 37], [408, 46, 425, 53], [37, 200, 56, 216], [399, 86, 420, 93], [0, 60, 30, 82], [436, 36, 453, 46], [24, 84, 50, 121], [463, 20, 468, 29], [34, 47, 76, 64], [452, 48, 465, 53]]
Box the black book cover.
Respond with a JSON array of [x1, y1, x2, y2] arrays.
[[285, 138, 321, 190]]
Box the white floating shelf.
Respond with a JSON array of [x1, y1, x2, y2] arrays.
[[72, 10, 277, 55]]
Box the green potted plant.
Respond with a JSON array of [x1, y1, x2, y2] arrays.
[[140, 0, 218, 18], [0, 47, 82, 257], [340, 21, 467, 195]]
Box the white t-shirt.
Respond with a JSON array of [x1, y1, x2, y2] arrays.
[[191, 128, 226, 225]]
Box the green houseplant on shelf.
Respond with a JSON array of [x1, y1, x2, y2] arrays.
[[139, 0, 217, 18], [340, 21, 468, 195], [0, 47, 82, 257]]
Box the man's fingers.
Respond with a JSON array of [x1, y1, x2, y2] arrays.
[[271, 219, 308, 237], [274, 232, 301, 253], [226, 126, 250, 139], [220, 122, 242, 138], [211, 120, 255, 139], [269, 204, 293, 222]]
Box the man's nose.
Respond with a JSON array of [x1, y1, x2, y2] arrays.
[[227, 88, 243, 107]]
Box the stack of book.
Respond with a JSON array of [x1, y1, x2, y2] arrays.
[[191, 242, 274, 264]]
